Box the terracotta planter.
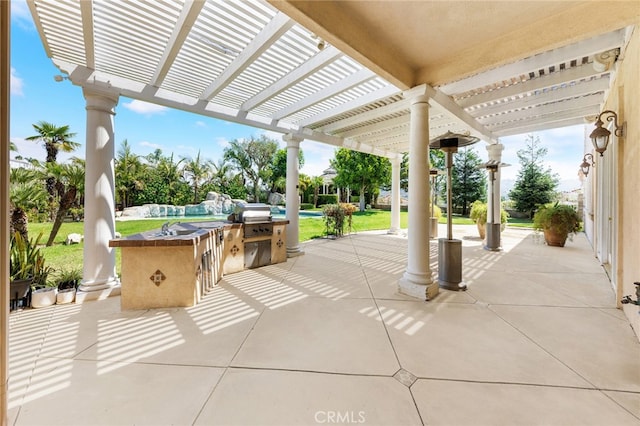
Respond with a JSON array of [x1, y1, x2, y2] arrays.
[[543, 228, 568, 247], [477, 222, 486, 239]]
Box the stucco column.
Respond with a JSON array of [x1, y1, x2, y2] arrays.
[[485, 143, 504, 251], [284, 134, 304, 257], [398, 88, 437, 300], [77, 88, 121, 301], [389, 155, 401, 234], [1, 1, 10, 421]]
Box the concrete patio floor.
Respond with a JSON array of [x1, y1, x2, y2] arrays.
[[7, 225, 640, 426]]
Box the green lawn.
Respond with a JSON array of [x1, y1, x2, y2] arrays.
[[27, 211, 531, 280]]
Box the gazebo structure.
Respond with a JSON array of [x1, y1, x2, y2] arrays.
[[2, 0, 639, 419]]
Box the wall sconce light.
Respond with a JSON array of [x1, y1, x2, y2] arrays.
[[53, 74, 70, 82], [589, 110, 625, 156], [580, 153, 595, 177]]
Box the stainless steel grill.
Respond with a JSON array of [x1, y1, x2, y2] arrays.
[[233, 202, 272, 224], [233, 202, 274, 269]]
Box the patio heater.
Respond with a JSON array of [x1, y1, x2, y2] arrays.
[[429, 169, 444, 239], [478, 160, 510, 251], [430, 131, 479, 291]]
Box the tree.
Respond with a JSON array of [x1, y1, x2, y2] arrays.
[[9, 167, 47, 242], [331, 148, 391, 212], [115, 140, 146, 208], [182, 150, 212, 203], [269, 148, 304, 193], [451, 147, 486, 216], [509, 134, 560, 218], [44, 159, 85, 246], [25, 121, 79, 210], [223, 135, 279, 202], [310, 175, 324, 207]]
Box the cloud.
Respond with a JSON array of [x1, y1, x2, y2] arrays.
[[216, 137, 229, 148], [11, 0, 34, 30], [195, 120, 207, 128], [122, 100, 168, 115], [11, 68, 24, 96], [139, 141, 163, 150]]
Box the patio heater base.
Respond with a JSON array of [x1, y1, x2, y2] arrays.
[[438, 238, 467, 291], [430, 217, 438, 239], [484, 223, 502, 251]]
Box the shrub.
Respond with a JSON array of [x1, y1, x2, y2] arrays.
[[317, 194, 338, 206], [469, 200, 509, 225], [300, 203, 314, 210], [322, 203, 356, 237]]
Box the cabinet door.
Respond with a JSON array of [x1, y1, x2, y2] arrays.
[[271, 224, 287, 264], [223, 227, 244, 274]]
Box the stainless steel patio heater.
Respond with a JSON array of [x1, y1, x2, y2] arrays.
[[429, 169, 444, 239], [430, 131, 479, 291], [478, 160, 510, 251]]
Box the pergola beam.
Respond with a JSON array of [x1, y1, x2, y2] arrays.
[[151, 0, 206, 86], [241, 45, 342, 111], [271, 68, 376, 120], [458, 63, 608, 109], [439, 28, 626, 95], [201, 11, 294, 100]]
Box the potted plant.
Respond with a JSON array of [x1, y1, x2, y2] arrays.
[[469, 200, 509, 239], [55, 268, 82, 304], [10, 231, 50, 309], [533, 202, 581, 247]]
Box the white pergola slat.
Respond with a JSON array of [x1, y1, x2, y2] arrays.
[[27, 0, 632, 157]]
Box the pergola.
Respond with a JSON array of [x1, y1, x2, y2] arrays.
[[22, 0, 637, 302]]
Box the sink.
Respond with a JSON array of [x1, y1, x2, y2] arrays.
[[173, 229, 197, 236], [152, 229, 198, 237]]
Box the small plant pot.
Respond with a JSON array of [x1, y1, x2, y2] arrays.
[[31, 287, 57, 308], [56, 288, 76, 305]]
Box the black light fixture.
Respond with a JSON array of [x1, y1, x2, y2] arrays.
[[580, 153, 595, 177], [589, 110, 625, 156]]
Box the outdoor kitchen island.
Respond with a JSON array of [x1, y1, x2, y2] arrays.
[[110, 209, 288, 310]]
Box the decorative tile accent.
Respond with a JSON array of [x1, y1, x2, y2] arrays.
[[150, 270, 166, 286], [230, 245, 240, 256], [393, 369, 417, 387], [276, 239, 284, 248]]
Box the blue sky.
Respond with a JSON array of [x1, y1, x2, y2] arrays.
[[10, 0, 585, 192]]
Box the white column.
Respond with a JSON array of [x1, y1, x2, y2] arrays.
[[389, 155, 401, 234], [485, 143, 504, 251], [284, 134, 304, 257], [1, 1, 10, 419], [77, 88, 121, 301], [398, 87, 437, 300]]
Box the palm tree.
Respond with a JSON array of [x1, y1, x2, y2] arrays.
[[310, 175, 323, 207], [115, 140, 146, 208], [45, 159, 85, 246], [298, 174, 311, 204], [157, 153, 183, 203], [182, 151, 212, 203], [9, 168, 47, 242], [26, 121, 79, 162], [25, 121, 79, 201]]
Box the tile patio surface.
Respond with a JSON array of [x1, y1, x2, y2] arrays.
[[8, 226, 640, 426]]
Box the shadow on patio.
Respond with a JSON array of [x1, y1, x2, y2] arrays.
[[8, 226, 640, 425]]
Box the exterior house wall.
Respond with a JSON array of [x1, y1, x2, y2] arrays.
[[608, 26, 640, 339]]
